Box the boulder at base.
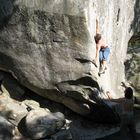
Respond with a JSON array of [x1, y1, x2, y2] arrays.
[[25, 109, 65, 140]]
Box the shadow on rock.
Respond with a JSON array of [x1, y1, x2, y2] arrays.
[[0, 0, 16, 30], [96, 131, 140, 140], [0, 115, 14, 140], [18, 117, 31, 139]]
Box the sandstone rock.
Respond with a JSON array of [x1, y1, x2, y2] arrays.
[[22, 99, 40, 110], [0, 94, 28, 126], [0, 0, 138, 123], [25, 109, 65, 139]]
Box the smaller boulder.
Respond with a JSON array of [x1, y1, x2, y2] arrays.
[[25, 109, 65, 140], [0, 94, 28, 126]]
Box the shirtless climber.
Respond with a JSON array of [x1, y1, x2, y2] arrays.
[[92, 19, 110, 74]]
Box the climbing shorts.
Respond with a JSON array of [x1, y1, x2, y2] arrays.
[[99, 47, 110, 61]]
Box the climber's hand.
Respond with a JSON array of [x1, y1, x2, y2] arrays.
[[121, 82, 127, 88]]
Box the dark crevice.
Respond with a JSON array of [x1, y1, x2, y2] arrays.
[[87, 103, 120, 124], [18, 117, 30, 138], [52, 39, 64, 43], [58, 76, 100, 89], [0, 0, 16, 31], [116, 8, 120, 22], [75, 58, 92, 64]]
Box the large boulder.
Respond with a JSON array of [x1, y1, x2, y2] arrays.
[[0, 0, 139, 122]]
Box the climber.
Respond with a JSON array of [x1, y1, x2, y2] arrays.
[[109, 85, 138, 140], [92, 19, 110, 74]]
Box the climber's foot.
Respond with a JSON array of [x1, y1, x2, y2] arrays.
[[98, 66, 105, 75], [92, 60, 98, 68]]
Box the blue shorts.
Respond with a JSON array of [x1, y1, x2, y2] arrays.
[[99, 47, 110, 61]]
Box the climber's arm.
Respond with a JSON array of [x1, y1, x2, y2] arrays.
[[121, 82, 128, 88], [96, 19, 100, 34], [94, 43, 101, 60]]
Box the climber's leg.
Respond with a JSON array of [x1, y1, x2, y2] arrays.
[[102, 47, 110, 69]]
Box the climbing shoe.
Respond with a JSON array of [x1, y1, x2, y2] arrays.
[[92, 60, 98, 68], [99, 66, 105, 74]]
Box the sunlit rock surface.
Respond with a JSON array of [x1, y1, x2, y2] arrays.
[[0, 0, 139, 123]]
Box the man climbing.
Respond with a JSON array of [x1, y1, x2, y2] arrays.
[[92, 19, 110, 74]]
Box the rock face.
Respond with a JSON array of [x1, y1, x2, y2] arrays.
[[124, 0, 140, 104], [0, 0, 139, 122], [125, 34, 140, 103]]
